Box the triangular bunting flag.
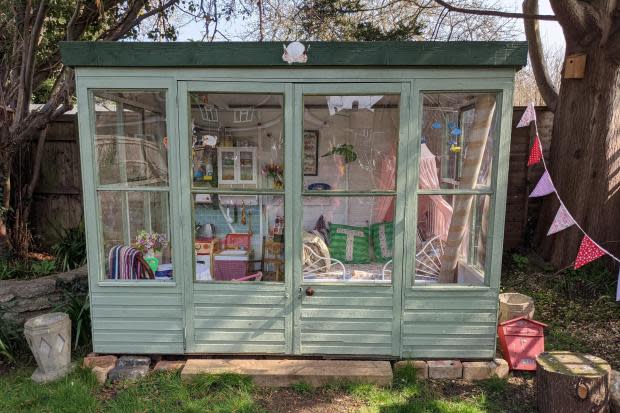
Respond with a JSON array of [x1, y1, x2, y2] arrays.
[[517, 102, 537, 128], [527, 136, 543, 166], [616, 267, 620, 301], [530, 170, 555, 197], [547, 203, 575, 235], [574, 235, 606, 269]]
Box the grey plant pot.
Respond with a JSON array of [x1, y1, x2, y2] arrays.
[[24, 312, 72, 383]]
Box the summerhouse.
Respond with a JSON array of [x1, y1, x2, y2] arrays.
[[60, 41, 527, 358]]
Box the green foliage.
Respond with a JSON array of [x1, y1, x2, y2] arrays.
[[55, 278, 91, 351], [511, 253, 529, 271], [52, 222, 87, 272], [30, 259, 57, 276], [291, 381, 313, 394], [322, 144, 358, 163], [0, 317, 31, 365], [0, 259, 56, 280]]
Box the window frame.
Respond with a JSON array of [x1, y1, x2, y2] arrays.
[[295, 82, 410, 287], [178, 81, 291, 285], [406, 77, 514, 290], [77, 76, 181, 288]]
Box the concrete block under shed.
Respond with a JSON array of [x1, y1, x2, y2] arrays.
[[462, 361, 495, 381], [154, 360, 186, 372], [428, 360, 463, 379], [108, 356, 151, 383], [394, 360, 428, 379], [493, 358, 509, 379], [83, 355, 117, 384]]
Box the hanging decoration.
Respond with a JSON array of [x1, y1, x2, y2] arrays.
[[432, 121, 442, 129], [519, 102, 620, 300], [547, 204, 575, 236], [529, 170, 555, 197], [527, 136, 543, 166], [574, 236, 606, 269]]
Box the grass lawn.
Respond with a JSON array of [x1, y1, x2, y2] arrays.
[[0, 364, 536, 413]]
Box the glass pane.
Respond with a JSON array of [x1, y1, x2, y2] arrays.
[[93, 91, 168, 187], [302, 95, 399, 191], [301, 196, 395, 283], [412, 194, 489, 285], [99, 191, 172, 281], [193, 195, 284, 282], [189, 93, 283, 190], [420, 93, 497, 190]]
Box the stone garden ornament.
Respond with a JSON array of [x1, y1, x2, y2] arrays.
[[24, 312, 73, 382], [282, 42, 308, 64]]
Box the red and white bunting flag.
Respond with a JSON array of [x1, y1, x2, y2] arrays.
[[574, 235, 606, 269], [547, 204, 575, 235], [527, 136, 543, 166], [517, 102, 537, 128], [530, 170, 555, 197]]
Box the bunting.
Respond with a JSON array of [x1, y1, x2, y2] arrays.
[[517, 102, 536, 128], [547, 204, 575, 235], [529, 170, 555, 197], [521, 102, 620, 300], [527, 136, 543, 166], [574, 236, 606, 269]]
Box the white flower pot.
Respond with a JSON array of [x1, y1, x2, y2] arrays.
[[24, 312, 72, 383]]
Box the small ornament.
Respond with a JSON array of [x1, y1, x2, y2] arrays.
[[448, 139, 457, 146], [431, 121, 442, 129], [205, 135, 218, 147], [421, 136, 427, 144], [449, 145, 461, 153], [162, 136, 169, 149], [450, 127, 462, 136], [282, 41, 308, 64]]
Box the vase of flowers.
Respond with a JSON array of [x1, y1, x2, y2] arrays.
[[133, 231, 169, 272], [262, 163, 284, 189]]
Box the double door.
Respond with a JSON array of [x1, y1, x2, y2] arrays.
[[179, 81, 410, 356]]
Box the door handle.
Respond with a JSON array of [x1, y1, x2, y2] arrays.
[[305, 287, 315, 296]]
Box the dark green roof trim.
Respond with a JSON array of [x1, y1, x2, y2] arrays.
[[60, 41, 527, 68]]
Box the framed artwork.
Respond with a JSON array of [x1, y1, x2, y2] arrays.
[[303, 130, 319, 176]]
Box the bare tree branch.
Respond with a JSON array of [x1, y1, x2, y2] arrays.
[[523, 0, 557, 111], [549, 0, 600, 48], [431, 0, 557, 21]]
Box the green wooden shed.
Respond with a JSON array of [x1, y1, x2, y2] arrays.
[[60, 41, 527, 359]]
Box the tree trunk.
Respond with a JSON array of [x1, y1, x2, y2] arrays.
[[0, 152, 12, 259], [536, 351, 611, 413], [538, 47, 620, 267]]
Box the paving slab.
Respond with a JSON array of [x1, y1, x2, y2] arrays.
[[181, 359, 392, 387]]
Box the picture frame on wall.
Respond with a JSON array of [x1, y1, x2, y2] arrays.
[[303, 130, 319, 176]]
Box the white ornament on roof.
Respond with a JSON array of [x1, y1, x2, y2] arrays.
[[282, 42, 308, 64]]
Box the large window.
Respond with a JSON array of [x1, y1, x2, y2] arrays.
[[93, 90, 172, 281], [189, 93, 285, 282], [301, 94, 400, 283], [412, 93, 497, 285]]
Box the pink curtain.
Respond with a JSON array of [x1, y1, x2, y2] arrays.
[[418, 144, 453, 240], [372, 147, 396, 222]]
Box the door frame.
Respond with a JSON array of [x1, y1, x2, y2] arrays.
[[291, 82, 411, 357], [177, 80, 295, 354]]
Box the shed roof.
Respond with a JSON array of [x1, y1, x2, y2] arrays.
[[60, 41, 527, 68]]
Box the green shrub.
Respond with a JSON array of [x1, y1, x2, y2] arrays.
[[55, 278, 91, 351], [30, 259, 56, 276], [51, 221, 87, 272], [0, 316, 32, 364]]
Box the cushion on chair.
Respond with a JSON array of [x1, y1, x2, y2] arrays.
[[328, 223, 370, 264], [370, 221, 394, 263]]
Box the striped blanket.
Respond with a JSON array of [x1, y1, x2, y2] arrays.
[[108, 245, 152, 280]]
